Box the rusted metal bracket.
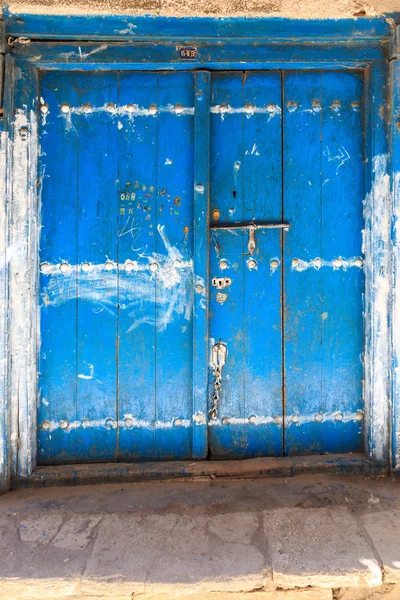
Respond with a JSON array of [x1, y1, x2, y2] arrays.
[[210, 221, 290, 255]]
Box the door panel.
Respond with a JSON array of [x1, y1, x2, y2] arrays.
[[208, 72, 283, 458], [283, 71, 365, 454], [38, 68, 365, 464], [38, 71, 195, 463]]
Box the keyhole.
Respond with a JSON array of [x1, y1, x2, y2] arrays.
[[232, 190, 236, 198]]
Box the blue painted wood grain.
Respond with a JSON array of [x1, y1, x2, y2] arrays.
[[11, 42, 387, 73], [38, 67, 366, 463], [39, 71, 196, 462], [208, 72, 283, 458], [283, 71, 364, 455], [38, 71, 80, 464], [4, 11, 392, 42], [154, 72, 194, 459], [75, 72, 119, 461], [117, 72, 158, 460], [192, 71, 210, 458]]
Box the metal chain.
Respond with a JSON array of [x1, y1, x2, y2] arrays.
[[209, 366, 222, 420], [209, 341, 227, 420]]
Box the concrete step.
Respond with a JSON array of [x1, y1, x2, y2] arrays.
[[1, 474, 400, 599]]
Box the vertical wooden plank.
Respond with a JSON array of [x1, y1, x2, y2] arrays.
[[242, 71, 283, 457], [284, 71, 365, 455], [392, 38, 400, 471], [209, 72, 246, 458], [154, 72, 194, 459], [283, 72, 323, 455], [9, 62, 39, 477], [364, 61, 391, 467], [320, 71, 364, 452], [117, 72, 157, 460], [209, 71, 283, 458], [75, 72, 119, 461], [192, 71, 210, 458], [0, 55, 13, 492], [38, 72, 79, 463]]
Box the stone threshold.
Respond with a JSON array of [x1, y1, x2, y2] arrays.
[[11, 453, 384, 489], [2, 473, 400, 599]]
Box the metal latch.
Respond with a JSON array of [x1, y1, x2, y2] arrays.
[[212, 277, 232, 289], [209, 341, 227, 420], [210, 221, 290, 255]]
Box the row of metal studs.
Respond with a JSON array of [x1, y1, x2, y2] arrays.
[[40, 411, 364, 431], [39, 100, 361, 116], [40, 260, 178, 274], [292, 258, 364, 269]]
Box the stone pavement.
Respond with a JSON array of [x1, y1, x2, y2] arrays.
[[1, 474, 400, 599]]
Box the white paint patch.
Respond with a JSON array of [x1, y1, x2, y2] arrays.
[[164, 158, 172, 165], [292, 256, 363, 271], [363, 154, 391, 463], [41, 225, 203, 331]]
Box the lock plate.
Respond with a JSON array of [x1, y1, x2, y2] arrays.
[[212, 277, 232, 290]]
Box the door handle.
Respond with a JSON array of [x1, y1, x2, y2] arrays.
[[210, 221, 290, 255]]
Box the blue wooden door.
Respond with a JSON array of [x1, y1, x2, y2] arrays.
[[38, 71, 198, 463], [208, 70, 365, 458], [38, 68, 365, 464]]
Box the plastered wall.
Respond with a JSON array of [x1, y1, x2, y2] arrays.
[[4, 0, 400, 18]]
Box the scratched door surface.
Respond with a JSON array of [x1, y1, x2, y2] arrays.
[[38, 68, 365, 464], [208, 71, 365, 458], [38, 71, 196, 463]]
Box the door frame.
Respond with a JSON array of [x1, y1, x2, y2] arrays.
[[1, 12, 399, 491]]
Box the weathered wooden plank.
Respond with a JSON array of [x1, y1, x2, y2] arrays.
[[284, 71, 364, 454], [10, 42, 387, 72], [192, 70, 210, 458], [391, 34, 400, 471], [117, 72, 158, 460], [9, 62, 39, 477], [209, 72, 246, 458], [75, 72, 119, 461], [364, 61, 391, 466], [283, 71, 323, 455], [320, 71, 364, 452], [242, 71, 283, 457], [38, 71, 80, 464], [0, 56, 13, 493], [209, 71, 283, 458], [10, 454, 381, 490], [154, 72, 194, 459], [4, 12, 392, 42]]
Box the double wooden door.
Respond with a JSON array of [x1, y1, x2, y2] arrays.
[[38, 69, 364, 463]]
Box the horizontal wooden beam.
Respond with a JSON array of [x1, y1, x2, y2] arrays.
[[10, 454, 385, 490], [3, 12, 395, 43]]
